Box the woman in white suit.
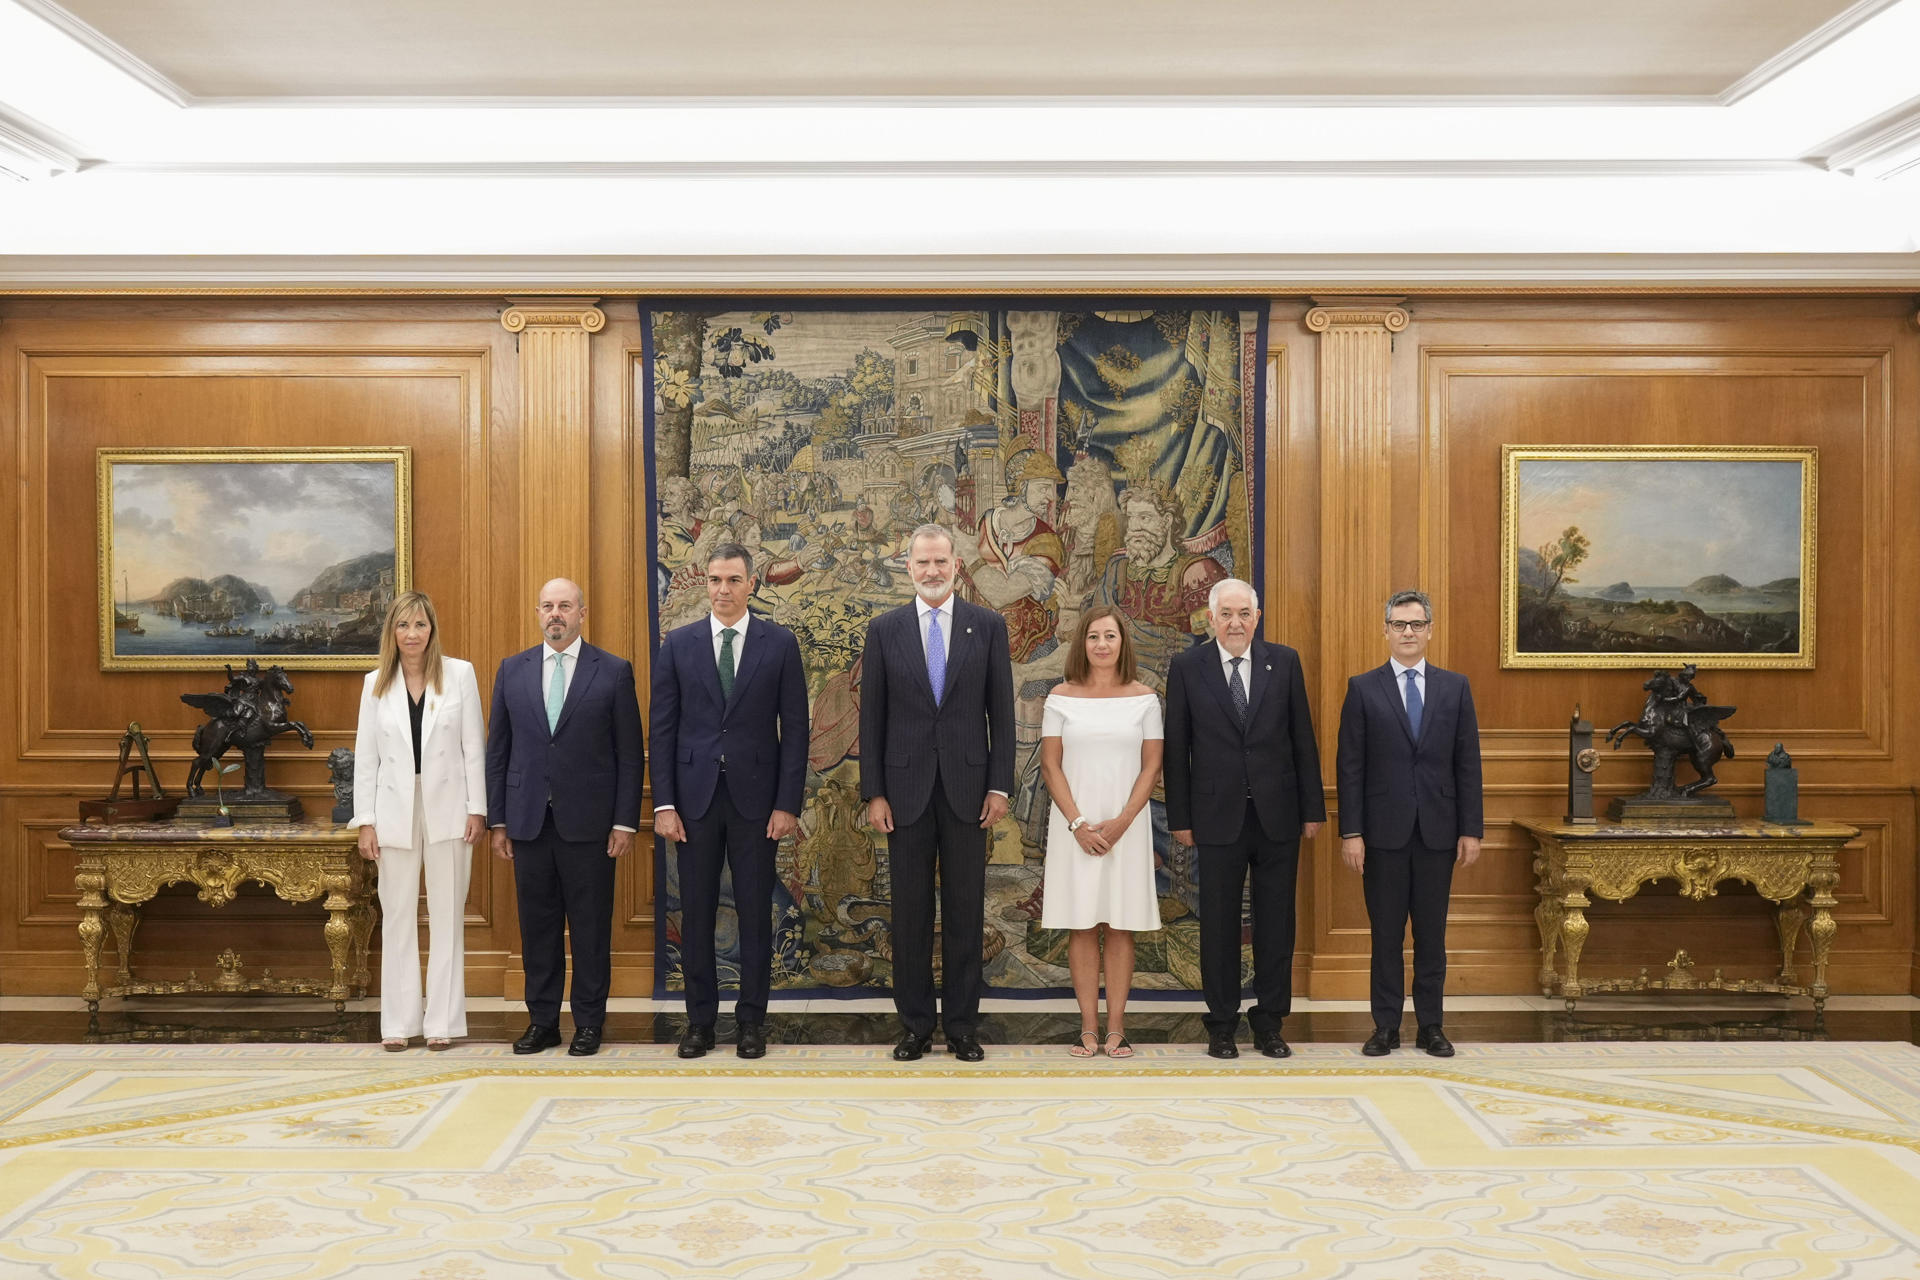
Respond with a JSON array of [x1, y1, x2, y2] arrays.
[[349, 591, 487, 1050]]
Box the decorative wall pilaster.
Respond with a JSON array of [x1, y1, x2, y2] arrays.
[[502, 297, 605, 610], [1307, 298, 1408, 731]]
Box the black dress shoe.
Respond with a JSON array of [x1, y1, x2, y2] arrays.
[[568, 1026, 603, 1057], [512, 1024, 561, 1055], [1253, 1030, 1292, 1059], [947, 1034, 985, 1062], [893, 1031, 933, 1061], [1416, 1024, 1455, 1058], [1206, 1029, 1240, 1059], [736, 1025, 767, 1059], [677, 1025, 715, 1059], [1362, 1027, 1401, 1057]]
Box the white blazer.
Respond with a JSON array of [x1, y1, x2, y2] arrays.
[[348, 656, 488, 848]]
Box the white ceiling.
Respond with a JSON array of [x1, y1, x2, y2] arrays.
[[0, 0, 1917, 288], [40, 0, 1865, 101]]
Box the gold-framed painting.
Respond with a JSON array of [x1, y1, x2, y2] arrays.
[[98, 447, 413, 672], [1500, 445, 1816, 670]]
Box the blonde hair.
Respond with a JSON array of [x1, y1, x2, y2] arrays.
[[372, 590, 445, 698]]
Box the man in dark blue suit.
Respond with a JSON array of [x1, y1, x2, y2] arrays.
[[860, 525, 1014, 1063], [650, 544, 809, 1060], [1166, 578, 1325, 1060], [486, 577, 643, 1057], [1336, 589, 1483, 1059]]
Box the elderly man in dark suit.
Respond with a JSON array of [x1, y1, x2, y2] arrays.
[[486, 577, 644, 1058], [860, 524, 1015, 1062], [1166, 578, 1325, 1060], [1337, 589, 1483, 1059], [651, 543, 809, 1060]]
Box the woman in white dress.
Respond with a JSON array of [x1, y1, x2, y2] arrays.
[[1039, 606, 1165, 1058]]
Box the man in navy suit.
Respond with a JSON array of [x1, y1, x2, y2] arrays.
[[860, 524, 1014, 1062], [1166, 578, 1325, 1060], [651, 544, 809, 1060], [486, 577, 643, 1057], [1336, 589, 1483, 1058]]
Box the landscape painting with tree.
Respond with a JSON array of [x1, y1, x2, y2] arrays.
[[644, 304, 1265, 996], [98, 448, 412, 671], [1500, 445, 1816, 669]]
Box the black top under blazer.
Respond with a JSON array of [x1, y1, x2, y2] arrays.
[[858, 597, 1015, 825], [1164, 636, 1327, 846], [484, 641, 644, 843], [648, 614, 809, 822], [1335, 661, 1484, 851]]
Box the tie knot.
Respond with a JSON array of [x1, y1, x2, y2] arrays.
[[721, 627, 736, 641], [1231, 656, 1242, 668]]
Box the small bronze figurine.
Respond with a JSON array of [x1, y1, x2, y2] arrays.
[[177, 659, 314, 822], [327, 748, 356, 823], [1764, 742, 1808, 825]]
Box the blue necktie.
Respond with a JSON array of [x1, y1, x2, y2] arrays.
[[546, 653, 567, 733], [926, 610, 946, 707], [1404, 668, 1423, 738]]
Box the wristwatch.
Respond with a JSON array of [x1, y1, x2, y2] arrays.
[[1068, 816, 1088, 833]]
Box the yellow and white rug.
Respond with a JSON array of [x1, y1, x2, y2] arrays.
[[2, 1041, 1918, 1279]]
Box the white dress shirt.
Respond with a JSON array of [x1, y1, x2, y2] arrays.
[[1216, 640, 1255, 687]]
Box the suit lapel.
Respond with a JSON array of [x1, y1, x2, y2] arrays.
[[1243, 639, 1269, 726], [1193, 641, 1241, 734], [941, 603, 976, 707], [724, 618, 769, 718], [381, 675, 411, 744], [524, 647, 549, 734], [900, 605, 939, 710], [688, 624, 726, 714], [553, 644, 600, 738], [417, 672, 443, 752]]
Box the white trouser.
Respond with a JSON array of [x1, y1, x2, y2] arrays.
[[377, 777, 472, 1039]]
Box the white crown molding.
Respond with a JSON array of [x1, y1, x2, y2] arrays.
[[0, 105, 81, 178], [8, 0, 189, 107], [1816, 94, 1920, 178], [2, 253, 1917, 294], [86, 158, 1818, 180], [1716, 0, 1908, 104]]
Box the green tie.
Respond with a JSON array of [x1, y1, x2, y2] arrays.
[[718, 627, 737, 699], [546, 652, 567, 732]]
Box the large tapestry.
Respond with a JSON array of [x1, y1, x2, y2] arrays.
[[644, 304, 1266, 996]]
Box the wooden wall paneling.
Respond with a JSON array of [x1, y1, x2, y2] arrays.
[[1401, 296, 1918, 998], [0, 299, 515, 995]]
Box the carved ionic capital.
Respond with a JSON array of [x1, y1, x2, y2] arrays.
[[502, 298, 606, 334], [1305, 299, 1408, 333]]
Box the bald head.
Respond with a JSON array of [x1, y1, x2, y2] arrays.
[[537, 577, 586, 650]]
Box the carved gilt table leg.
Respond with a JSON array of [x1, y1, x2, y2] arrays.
[[1806, 847, 1841, 1013], [322, 869, 354, 1011], [1558, 850, 1594, 1011], [1532, 844, 1565, 995], [75, 861, 107, 1011], [348, 902, 376, 997], [104, 901, 142, 987], [1774, 896, 1810, 985]]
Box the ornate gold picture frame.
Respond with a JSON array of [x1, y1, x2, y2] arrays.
[[98, 447, 413, 671], [1500, 445, 1816, 670]]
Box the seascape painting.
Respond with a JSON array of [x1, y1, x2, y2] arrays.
[[1501, 445, 1816, 669], [645, 304, 1265, 996], [98, 448, 413, 671]]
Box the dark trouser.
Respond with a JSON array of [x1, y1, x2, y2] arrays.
[[678, 774, 775, 1029], [513, 809, 617, 1030], [1363, 842, 1457, 1030], [1197, 798, 1299, 1036], [887, 770, 986, 1039]]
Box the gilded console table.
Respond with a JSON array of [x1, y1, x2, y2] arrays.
[[1514, 818, 1855, 1013], [59, 817, 376, 1012]]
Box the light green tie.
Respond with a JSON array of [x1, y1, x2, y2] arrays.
[[718, 628, 737, 700], [546, 653, 567, 733]]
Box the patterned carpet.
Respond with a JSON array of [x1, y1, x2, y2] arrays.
[[2, 1041, 1918, 1279]]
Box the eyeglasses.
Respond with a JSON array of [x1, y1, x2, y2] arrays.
[[1385, 619, 1431, 633]]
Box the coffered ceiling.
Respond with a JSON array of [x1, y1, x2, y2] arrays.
[[0, 0, 1916, 289]]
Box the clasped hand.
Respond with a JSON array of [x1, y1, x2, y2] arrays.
[[1074, 818, 1122, 856]]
